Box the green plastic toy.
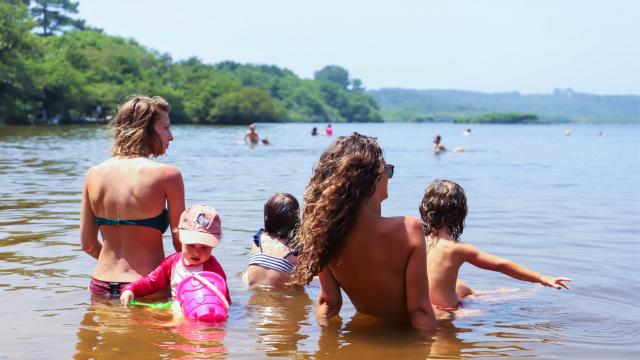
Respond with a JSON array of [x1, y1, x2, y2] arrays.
[[129, 299, 174, 310]]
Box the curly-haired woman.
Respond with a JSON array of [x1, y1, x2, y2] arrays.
[[80, 96, 185, 298], [291, 133, 437, 331]]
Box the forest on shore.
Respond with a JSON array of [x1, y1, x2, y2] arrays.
[[369, 88, 640, 124], [1, 1, 381, 125], [3, 1, 637, 126]]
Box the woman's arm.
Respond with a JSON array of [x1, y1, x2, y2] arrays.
[[405, 217, 437, 330], [460, 243, 571, 289], [316, 267, 342, 326], [80, 173, 101, 259], [163, 166, 185, 252]]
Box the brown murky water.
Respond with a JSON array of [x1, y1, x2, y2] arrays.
[[1, 123, 638, 359]]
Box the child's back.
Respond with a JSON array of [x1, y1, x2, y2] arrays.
[[247, 193, 301, 287], [426, 234, 469, 309]]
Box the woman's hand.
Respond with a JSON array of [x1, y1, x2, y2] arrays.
[[120, 290, 134, 306], [540, 275, 572, 289]]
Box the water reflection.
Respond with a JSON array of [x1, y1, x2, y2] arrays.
[[316, 314, 435, 359], [246, 287, 312, 357], [74, 298, 228, 359]]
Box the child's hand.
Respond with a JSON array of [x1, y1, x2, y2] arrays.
[[120, 290, 134, 306], [540, 275, 572, 290]]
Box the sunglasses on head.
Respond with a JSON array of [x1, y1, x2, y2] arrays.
[[385, 164, 394, 179]]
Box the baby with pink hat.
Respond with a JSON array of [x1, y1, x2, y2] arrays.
[[120, 205, 231, 306]]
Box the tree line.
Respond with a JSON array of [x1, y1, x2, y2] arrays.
[[1, 1, 382, 125], [368, 88, 640, 124]]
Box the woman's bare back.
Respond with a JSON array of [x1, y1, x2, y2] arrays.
[[329, 213, 419, 321], [82, 157, 183, 282]]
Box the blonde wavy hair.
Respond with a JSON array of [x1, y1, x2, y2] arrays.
[[290, 133, 385, 285], [110, 96, 170, 157]]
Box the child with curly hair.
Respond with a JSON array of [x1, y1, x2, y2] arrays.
[[419, 179, 571, 311]]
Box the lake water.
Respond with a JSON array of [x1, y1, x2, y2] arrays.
[[0, 123, 638, 359]]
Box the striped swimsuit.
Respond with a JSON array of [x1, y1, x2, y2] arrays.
[[248, 229, 296, 273]]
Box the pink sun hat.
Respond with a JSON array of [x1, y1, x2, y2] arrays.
[[178, 205, 222, 247]]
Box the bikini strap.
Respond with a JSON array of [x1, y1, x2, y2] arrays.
[[253, 229, 264, 253]]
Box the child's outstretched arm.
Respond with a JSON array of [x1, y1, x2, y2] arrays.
[[316, 267, 342, 326], [459, 243, 572, 289]]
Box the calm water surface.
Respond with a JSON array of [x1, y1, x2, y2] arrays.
[[0, 123, 638, 359]]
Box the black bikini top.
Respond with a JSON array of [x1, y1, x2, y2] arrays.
[[95, 208, 169, 233]]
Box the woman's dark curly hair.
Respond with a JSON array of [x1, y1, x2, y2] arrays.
[[419, 179, 468, 241], [290, 133, 385, 285], [264, 193, 302, 255]]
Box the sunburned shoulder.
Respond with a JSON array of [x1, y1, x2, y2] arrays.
[[384, 216, 425, 247], [154, 163, 181, 176], [84, 160, 113, 180]]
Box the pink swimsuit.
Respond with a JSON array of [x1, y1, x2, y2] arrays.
[[121, 252, 231, 304]]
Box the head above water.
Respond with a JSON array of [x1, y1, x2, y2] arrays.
[[434, 135, 442, 144], [111, 96, 171, 157], [419, 179, 468, 241], [291, 132, 387, 285], [264, 192, 301, 250]]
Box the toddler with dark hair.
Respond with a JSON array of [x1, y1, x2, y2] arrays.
[[419, 180, 571, 311], [246, 193, 301, 287]]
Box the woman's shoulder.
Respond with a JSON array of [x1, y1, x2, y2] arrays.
[[133, 159, 182, 181], [83, 159, 114, 180], [85, 158, 182, 182], [153, 162, 182, 177], [381, 215, 425, 245], [386, 215, 423, 233]]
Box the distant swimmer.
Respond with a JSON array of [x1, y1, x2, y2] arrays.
[[261, 137, 270, 145], [311, 127, 318, 136], [462, 128, 472, 136], [564, 129, 572, 136], [433, 134, 446, 154], [324, 124, 333, 136], [244, 123, 260, 145]]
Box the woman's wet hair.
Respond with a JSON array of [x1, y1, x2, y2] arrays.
[[264, 193, 301, 253], [419, 179, 468, 241], [110, 95, 170, 157], [291, 132, 385, 285]]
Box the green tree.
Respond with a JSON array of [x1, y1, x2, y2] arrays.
[[30, 0, 84, 36], [211, 87, 280, 124], [314, 65, 350, 90], [0, 1, 42, 124], [351, 78, 364, 92]]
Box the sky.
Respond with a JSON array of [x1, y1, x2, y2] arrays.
[[77, 0, 639, 95]]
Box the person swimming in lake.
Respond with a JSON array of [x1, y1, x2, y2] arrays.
[[119, 205, 231, 306], [311, 127, 318, 136], [463, 129, 472, 136], [244, 124, 260, 145], [418, 179, 572, 312], [291, 133, 437, 331], [324, 124, 333, 136], [246, 193, 301, 287], [433, 135, 446, 154]]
